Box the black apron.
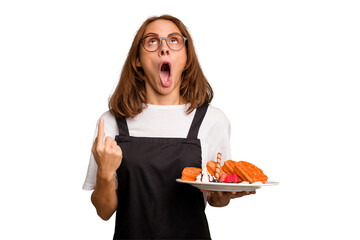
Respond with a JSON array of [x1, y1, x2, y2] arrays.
[[113, 103, 211, 240]]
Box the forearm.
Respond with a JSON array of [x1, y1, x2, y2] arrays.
[[91, 172, 118, 220]]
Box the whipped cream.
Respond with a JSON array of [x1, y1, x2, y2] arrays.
[[238, 181, 250, 184], [195, 168, 214, 182]]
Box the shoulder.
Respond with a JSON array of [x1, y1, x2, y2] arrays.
[[199, 104, 231, 135], [203, 104, 230, 126], [99, 110, 117, 125]]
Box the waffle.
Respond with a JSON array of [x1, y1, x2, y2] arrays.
[[222, 160, 237, 175], [234, 161, 268, 183], [181, 167, 202, 181]]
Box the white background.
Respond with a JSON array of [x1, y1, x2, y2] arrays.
[[1, 0, 359, 239]]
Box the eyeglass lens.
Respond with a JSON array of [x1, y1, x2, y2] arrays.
[[143, 34, 185, 51]]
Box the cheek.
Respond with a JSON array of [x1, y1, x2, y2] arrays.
[[181, 49, 187, 64], [175, 52, 187, 72], [141, 57, 158, 75], [139, 50, 156, 73]]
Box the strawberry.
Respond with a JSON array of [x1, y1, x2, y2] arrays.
[[231, 172, 241, 183], [219, 173, 228, 182], [224, 174, 234, 183]]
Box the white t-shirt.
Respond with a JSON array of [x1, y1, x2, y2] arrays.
[[82, 103, 232, 190]]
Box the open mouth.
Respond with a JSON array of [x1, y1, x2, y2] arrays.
[[159, 61, 172, 87]]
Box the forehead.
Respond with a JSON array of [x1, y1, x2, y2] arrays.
[[144, 20, 182, 37]]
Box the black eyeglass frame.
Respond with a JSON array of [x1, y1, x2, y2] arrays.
[[140, 33, 188, 52]]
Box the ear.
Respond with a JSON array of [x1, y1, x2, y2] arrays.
[[136, 58, 142, 67]]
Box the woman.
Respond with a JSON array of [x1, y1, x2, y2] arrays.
[[83, 15, 255, 239]]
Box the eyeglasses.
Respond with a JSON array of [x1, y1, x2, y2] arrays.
[[140, 33, 187, 52]]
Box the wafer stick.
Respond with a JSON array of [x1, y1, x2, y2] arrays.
[[206, 160, 223, 176], [214, 152, 222, 180]]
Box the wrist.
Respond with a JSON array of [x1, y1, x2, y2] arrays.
[[97, 169, 115, 183]]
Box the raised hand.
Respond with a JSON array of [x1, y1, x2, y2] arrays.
[[91, 118, 123, 181]]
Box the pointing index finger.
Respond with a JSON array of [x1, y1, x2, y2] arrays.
[[97, 118, 105, 141]]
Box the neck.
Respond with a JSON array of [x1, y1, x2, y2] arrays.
[[147, 95, 186, 105], [145, 85, 187, 105]]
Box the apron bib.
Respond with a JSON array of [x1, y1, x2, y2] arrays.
[[113, 103, 211, 239]]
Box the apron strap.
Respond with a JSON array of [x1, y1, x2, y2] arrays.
[[187, 102, 209, 139], [115, 116, 130, 137]]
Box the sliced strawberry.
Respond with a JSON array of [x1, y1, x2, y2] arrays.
[[231, 172, 241, 183], [224, 174, 234, 183], [219, 173, 228, 182]]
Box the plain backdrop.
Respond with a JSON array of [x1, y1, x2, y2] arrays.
[[1, 0, 359, 239]]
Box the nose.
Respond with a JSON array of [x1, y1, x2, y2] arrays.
[[158, 38, 170, 57]]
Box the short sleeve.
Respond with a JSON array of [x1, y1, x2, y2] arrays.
[[219, 117, 232, 164], [198, 105, 232, 168]]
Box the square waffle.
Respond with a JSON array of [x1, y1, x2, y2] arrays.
[[234, 161, 268, 183]]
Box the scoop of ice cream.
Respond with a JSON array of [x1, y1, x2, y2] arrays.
[[195, 168, 214, 182]]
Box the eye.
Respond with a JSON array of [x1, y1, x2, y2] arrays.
[[148, 38, 158, 45], [169, 37, 179, 44]]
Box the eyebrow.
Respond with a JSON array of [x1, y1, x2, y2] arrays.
[[143, 32, 181, 38], [144, 32, 158, 37]]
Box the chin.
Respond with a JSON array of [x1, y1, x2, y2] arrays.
[[158, 85, 176, 95]]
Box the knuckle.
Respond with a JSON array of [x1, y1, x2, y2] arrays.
[[91, 144, 95, 152], [96, 145, 103, 153]]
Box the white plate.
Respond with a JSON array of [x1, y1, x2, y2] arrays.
[[176, 179, 279, 192]]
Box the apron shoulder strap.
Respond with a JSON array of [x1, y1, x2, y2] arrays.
[[115, 116, 130, 137], [187, 102, 209, 139]]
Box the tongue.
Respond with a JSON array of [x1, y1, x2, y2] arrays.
[[160, 70, 171, 87]]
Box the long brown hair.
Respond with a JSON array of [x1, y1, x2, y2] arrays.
[[109, 15, 213, 118]]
